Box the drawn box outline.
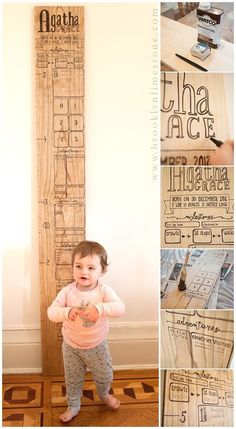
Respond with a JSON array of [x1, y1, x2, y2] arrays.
[[197, 404, 234, 426], [52, 68, 84, 97], [53, 98, 69, 115], [55, 264, 73, 282], [221, 228, 234, 244], [167, 193, 229, 211], [55, 57, 68, 68], [53, 96, 84, 115], [167, 326, 191, 342], [54, 131, 69, 148], [165, 221, 200, 228], [54, 202, 85, 230], [187, 282, 201, 293], [36, 59, 47, 68], [55, 248, 73, 266], [169, 382, 190, 403], [164, 228, 181, 244], [202, 278, 214, 286], [54, 231, 85, 245], [202, 388, 219, 406], [169, 372, 208, 388], [54, 153, 85, 189], [69, 114, 84, 131], [192, 228, 212, 244], [189, 331, 233, 367], [225, 391, 234, 407], [54, 131, 84, 148], [164, 325, 234, 368], [197, 285, 212, 295], [53, 114, 69, 131]]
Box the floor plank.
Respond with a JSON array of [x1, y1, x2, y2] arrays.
[[52, 404, 158, 427], [2, 370, 158, 427]]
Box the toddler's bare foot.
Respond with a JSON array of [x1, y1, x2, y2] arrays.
[[59, 407, 79, 423], [103, 394, 120, 410]]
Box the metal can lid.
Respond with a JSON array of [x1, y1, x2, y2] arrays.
[[199, 2, 211, 11]]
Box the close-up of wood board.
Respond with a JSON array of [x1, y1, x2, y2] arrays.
[[161, 72, 233, 165], [35, 6, 85, 375], [161, 310, 234, 369], [161, 369, 234, 427], [161, 166, 234, 248], [161, 249, 227, 309], [161, 16, 234, 73]]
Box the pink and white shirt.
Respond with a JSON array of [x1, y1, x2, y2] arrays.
[[47, 281, 125, 349]]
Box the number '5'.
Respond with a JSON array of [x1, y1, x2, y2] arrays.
[[180, 411, 187, 423]]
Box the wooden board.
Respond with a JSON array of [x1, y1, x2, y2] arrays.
[[161, 249, 227, 309], [161, 72, 233, 165], [161, 16, 234, 73], [161, 310, 234, 369], [162, 369, 233, 427], [35, 6, 85, 375], [161, 166, 234, 248]]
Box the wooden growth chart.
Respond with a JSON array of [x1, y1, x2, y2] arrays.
[[161, 166, 234, 248], [161, 72, 233, 165], [35, 6, 85, 375], [161, 309, 234, 369], [161, 249, 228, 309], [162, 369, 234, 427]]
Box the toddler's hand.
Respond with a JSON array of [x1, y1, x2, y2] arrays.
[[68, 307, 80, 321], [83, 305, 100, 323]]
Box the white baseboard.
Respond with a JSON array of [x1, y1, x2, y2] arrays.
[[3, 364, 157, 375], [3, 321, 159, 373], [3, 367, 42, 374]]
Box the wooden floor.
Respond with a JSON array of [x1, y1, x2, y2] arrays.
[[2, 369, 158, 427]]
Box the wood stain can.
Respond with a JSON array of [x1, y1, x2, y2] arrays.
[[197, 2, 224, 48]]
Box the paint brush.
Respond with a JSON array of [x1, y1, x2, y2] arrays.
[[175, 53, 208, 72], [210, 137, 224, 147], [178, 250, 190, 291]]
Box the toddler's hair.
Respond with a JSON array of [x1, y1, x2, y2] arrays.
[[72, 240, 108, 272]]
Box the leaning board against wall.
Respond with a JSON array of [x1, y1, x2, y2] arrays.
[[161, 72, 233, 165], [35, 6, 85, 375]]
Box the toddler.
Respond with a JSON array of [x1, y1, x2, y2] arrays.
[[48, 240, 125, 423]]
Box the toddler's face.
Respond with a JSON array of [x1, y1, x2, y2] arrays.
[[73, 253, 104, 289]]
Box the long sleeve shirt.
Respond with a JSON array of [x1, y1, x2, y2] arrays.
[[47, 281, 125, 349]]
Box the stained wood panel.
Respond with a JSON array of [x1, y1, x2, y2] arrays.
[[162, 369, 233, 427], [161, 72, 233, 165], [161, 166, 234, 248], [161, 249, 227, 309], [161, 310, 234, 369], [35, 6, 85, 375]]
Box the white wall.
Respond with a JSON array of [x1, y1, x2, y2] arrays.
[[2, 2, 159, 372]]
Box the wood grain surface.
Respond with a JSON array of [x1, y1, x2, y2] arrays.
[[161, 369, 233, 427], [161, 16, 234, 73], [35, 5, 85, 375], [161, 249, 227, 309], [161, 72, 233, 165], [161, 166, 234, 248], [161, 310, 234, 369]]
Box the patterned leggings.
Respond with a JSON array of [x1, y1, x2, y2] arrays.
[[62, 340, 113, 409]]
